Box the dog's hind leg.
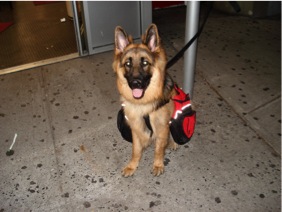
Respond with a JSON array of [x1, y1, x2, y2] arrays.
[[167, 138, 179, 151]]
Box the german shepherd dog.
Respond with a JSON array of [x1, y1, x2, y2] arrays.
[[113, 24, 179, 177]]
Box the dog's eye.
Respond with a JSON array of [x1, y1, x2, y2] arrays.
[[142, 60, 149, 67], [125, 61, 131, 67]]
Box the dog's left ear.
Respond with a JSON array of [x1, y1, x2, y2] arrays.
[[115, 26, 130, 53], [144, 24, 160, 52]]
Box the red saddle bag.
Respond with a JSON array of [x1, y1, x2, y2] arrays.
[[169, 85, 196, 145]]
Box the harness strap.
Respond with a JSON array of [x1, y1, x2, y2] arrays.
[[117, 84, 196, 144]]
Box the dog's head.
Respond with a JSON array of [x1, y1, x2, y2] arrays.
[[113, 24, 167, 104]]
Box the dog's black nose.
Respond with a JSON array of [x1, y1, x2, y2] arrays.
[[131, 79, 142, 89]]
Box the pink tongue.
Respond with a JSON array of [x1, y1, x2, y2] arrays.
[[132, 88, 143, 98]]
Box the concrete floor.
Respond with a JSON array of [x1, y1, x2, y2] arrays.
[[0, 6, 281, 212]]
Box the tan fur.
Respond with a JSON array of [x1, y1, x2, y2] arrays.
[[113, 24, 178, 177]]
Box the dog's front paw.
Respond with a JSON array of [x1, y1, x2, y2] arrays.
[[122, 166, 136, 177], [152, 165, 164, 176]]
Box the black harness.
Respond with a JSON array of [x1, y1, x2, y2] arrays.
[[117, 84, 196, 145], [117, 98, 169, 143]]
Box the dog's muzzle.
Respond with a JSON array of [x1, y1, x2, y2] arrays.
[[129, 79, 145, 99], [128, 77, 150, 99]]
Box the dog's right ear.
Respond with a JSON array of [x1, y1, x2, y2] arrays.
[[144, 24, 160, 52], [115, 26, 129, 53]]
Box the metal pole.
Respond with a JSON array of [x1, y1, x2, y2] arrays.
[[183, 1, 200, 98], [72, 1, 84, 56]]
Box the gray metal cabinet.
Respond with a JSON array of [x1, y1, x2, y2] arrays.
[[79, 1, 152, 55]]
